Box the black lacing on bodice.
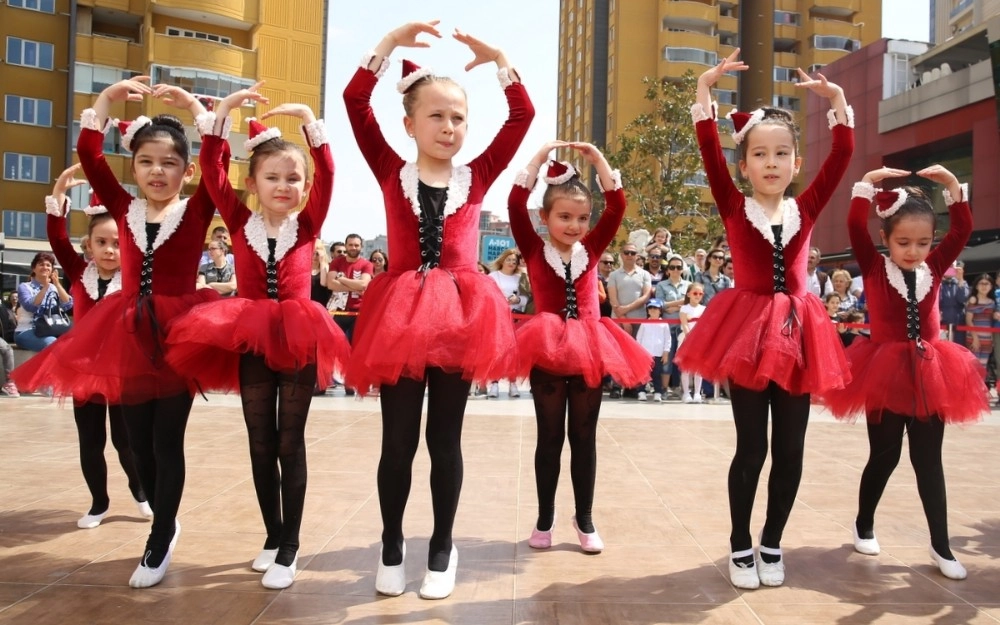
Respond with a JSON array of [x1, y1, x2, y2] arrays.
[[771, 225, 788, 294], [417, 183, 446, 272], [266, 238, 279, 300], [139, 223, 159, 297], [902, 269, 924, 350], [562, 262, 579, 320]]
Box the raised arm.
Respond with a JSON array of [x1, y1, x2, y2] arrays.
[[921, 165, 971, 274], [572, 142, 625, 255], [849, 167, 913, 272], [794, 72, 854, 220], [508, 142, 567, 256], [45, 165, 89, 282]]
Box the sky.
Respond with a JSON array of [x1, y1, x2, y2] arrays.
[[321, 0, 930, 244]]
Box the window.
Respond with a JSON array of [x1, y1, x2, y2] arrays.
[[722, 147, 737, 164], [773, 95, 801, 111], [685, 172, 708, 187], [773, 67, 798, 82], [3, 152, 51, 183], [814, 35, 859, 52], [3, 210, 47, 240], [6, 37, 54, 70], [72, 121, 124, 155], [165, 27, 232, 46], [8, 0, 55, 12], [715, 89, 737, 105], [663, 47, 717, 66], [74, 64, 136, 94], [4, 95, 52, 126], [150, 65, 255, 100], [807, 64, 825, 74], [774, 11, 800, 26]]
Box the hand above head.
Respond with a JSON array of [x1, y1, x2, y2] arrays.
[[218, 81, 269, 118], [453, 29, 503, 71], [102, 77, 152, 103], [567, 142, 607, 167], [52, 164, 87, 200], [387, 20, 442, 48], [915, 164, 959, 188], [698, 48, 747, 88], [794, 69, 844, 100], [861, 167, 911, 185], [530, 140, 570, 166], [152, 84, 207, 117], [261, 103, 317, 125]]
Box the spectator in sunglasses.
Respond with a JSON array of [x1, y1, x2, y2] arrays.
[[694, 247, 732, 305], [654, 253, 690, 398]]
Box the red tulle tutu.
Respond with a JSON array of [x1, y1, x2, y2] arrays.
[[12, 290, 219, 404], [345, 268, 517, 394], [514, 313, 651, 387], [674, 289, 850, 395], [820, 338, 987, 423], [164, 297, 351, 393]]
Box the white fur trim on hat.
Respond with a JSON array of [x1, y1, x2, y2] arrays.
[[943, 183, 968, 206], [83, 204, 108, 216], [397, 65, 434, 94], [245, 126, 282, 152], [596, 169, 623, 192], [851, 181, 876, 200], [44, 195, 65, 217], [827, 105, 855, 129], [361, 50, 390, 78], [875, 188, 908, 219], [301, 119, 328, 147], [542, 161, 576, 186], [121, 116, 152, 152], [728, 108, 765, 145]]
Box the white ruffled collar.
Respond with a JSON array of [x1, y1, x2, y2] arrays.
[[542, 241, 589, 283], [243, 212, 300, 263], [126, 198, 188, 251], [884, 256, 932, 303], [743, 197, 801, 247], [399, 162, 472, 219], [81, 262, 121, 301]]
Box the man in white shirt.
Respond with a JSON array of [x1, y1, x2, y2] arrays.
[[806, 247, 831, 297]]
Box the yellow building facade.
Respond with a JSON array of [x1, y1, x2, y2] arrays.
[[1, 0, 325, 265], [558, 0, 882, 226]]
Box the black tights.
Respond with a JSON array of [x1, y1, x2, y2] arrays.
[[122, 392, 193, 568], [728, 382, 810, 559], [856, 411, 953, 559], [239, 353, 316, 567], [377, 367, 470, 572], [74, 401, 145, 515], [530, 368, 603, 534]]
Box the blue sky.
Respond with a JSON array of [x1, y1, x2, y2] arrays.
[[322, 0, 930, 243]]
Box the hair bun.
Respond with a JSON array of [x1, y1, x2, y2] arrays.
[[149, 114, 185, 133]]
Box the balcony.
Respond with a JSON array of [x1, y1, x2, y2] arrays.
[[153, 0, 258, 28], [662, 1, 717, 27], [808, 0, 861, 17], [718, 15, 738, 34], [151, 33, 256, 77], [91, 0, 140, 13], [75, 35, 144, 70], [659, 30, 717, 51]]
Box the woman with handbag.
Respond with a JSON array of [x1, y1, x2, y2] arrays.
[[14, 252, 73, 352]]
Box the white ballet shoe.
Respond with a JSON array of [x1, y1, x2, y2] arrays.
[[261, 557, 297, 589], [77, 510, 107, 529], [930, 545, 967, 580], [419, 545, 458, 600], [728, 548, 759, 590], [134, 499, 153, 519], [129, 520, 180, 588], [756, 545, 785, 587], [852, 522, 880, 555], [375, 542, 406, 596], [251, 548, 279, 572]]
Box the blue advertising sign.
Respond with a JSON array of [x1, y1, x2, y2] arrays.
[[481, 235, 516, 264]]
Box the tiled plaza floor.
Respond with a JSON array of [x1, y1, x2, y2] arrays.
[[1, 390, 998, 624]]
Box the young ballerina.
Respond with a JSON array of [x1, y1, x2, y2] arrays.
[[678, 284, 706, 404], [673, 49, 855, 589], [508, 142, 649, 553], [343, 21, 533, 599], [44, 164, 151, 529], [14, 78, 223, 588], [165, 89, 350, 589], [823, 165, 987, 580]]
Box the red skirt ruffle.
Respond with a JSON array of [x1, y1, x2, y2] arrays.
[[820, 338, 987, 423], [12, 290, 219, 404], [345, 268, 517, 394], [514, 313, 651, 388], [164, 297, 351, 393], [673, 289, 850, 395]]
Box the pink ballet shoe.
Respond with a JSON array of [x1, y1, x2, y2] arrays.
[[572, 517, 604, 553]]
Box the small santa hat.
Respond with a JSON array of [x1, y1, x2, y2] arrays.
[[874, 188, 908, 219], [83, 189, 108, 216], [397, 59, 434, 94], [118, 116, 152, 152], [726, 108, 765, 145], [542, 160, 576, 186], [244, 117, 282, 152], [197, 95, 216, 112]]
